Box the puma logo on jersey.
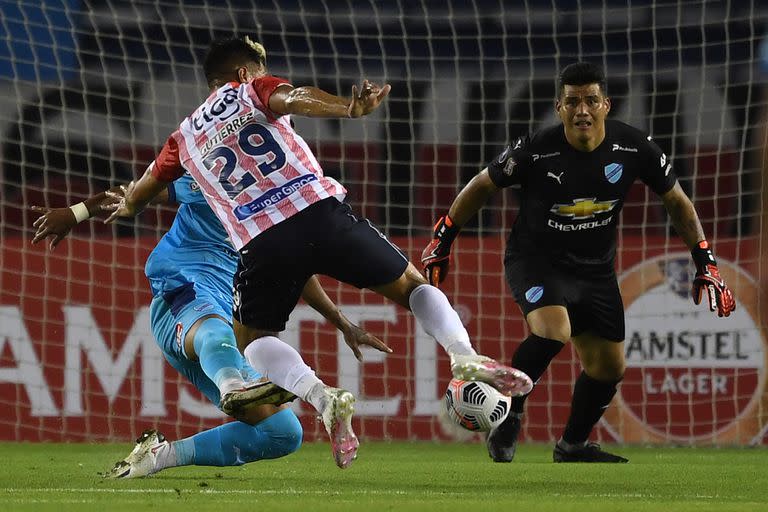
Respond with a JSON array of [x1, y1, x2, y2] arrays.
[[547, 171, 564, 184]]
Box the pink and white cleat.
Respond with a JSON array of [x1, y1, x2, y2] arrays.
[[320, 387, 359, 469], [450, 353, 533, 397]]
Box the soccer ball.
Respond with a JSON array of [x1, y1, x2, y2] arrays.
[[444, 378, 511, 432]]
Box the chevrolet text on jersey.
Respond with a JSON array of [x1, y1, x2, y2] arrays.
[[547, 216, 613, 231]]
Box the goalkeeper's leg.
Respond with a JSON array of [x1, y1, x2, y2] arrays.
[[554, 333, 627, 463], [487, 328, 566, 462]]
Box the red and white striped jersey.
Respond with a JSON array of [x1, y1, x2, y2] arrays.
[[151, 76, 346, 250]]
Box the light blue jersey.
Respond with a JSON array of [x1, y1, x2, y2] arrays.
[[146, 173, 257, 406], [141, 180, 302, 465], [145, 173, 237, 299]]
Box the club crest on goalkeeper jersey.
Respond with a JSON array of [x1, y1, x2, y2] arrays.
[[151, 76, 346, 250], [487, 119, 678, 270]]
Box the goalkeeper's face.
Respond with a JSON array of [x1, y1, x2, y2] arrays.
[[556, 83, 611, 151]]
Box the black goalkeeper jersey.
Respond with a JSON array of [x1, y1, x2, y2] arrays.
[[487, 119, 677, 270]]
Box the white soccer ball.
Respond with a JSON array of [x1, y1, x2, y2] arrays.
[[444, 378, 511, 432]]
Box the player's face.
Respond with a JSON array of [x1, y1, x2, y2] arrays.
[[556, 83, 611, 151]]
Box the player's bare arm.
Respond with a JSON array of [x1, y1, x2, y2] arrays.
[[105, 166, 169, 223], [421, 169, 500, 285], [269, 80, 391, 119], [32, 183, 169, 250], [661, 182, 736, 317], [448, 169, 501, 226], [660, 182, 706, 248], [300, 275, 392, 361]]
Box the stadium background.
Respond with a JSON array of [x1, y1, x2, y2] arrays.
[[1, 0, 767, 447]]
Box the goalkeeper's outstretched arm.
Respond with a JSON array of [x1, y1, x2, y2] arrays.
[[420, 168, 500, 285], [661, 182, 736, 317]]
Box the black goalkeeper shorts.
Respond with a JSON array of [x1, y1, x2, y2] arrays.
[[233, 198, 409, 331], [504, 254, 625, 341]]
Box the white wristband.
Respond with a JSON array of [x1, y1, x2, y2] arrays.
[[69, 202, 90, 223]]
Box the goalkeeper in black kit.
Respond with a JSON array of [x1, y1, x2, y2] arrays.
[[421, 62, 736, 463]]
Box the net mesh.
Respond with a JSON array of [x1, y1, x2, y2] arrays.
[[0, 0, 766, 445]]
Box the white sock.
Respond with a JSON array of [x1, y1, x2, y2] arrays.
[[215, 371, 246, 396], [304, 382, 330, 413], [243, 336, 323, 402], [153, 441, 177, 472], [408, 284, 476, 356]]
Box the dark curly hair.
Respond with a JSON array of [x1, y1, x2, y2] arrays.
[[203, 36, 267, 88]]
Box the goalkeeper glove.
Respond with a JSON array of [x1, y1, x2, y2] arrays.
[[421, 215, 459, 285], [691, 240, 736, 317]]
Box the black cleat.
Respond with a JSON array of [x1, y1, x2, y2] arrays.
[[553, 441, 628, 463], [486, 412, 522, 462]]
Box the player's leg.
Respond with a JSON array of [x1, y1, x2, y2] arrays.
[[106, 301, 303, 478], [486, 258, 570, 462], [151, 287, 288, 414], [553, 333, 626, 463], [315, 201, 532, 397], [553, 274, 628, 463], [237, 322, 358, 469], [163, 358, 303, 472], [183, 315, 296, 415], [174, 405, 302, 466], [157, 283, 246, 395], [231, 225, 359, 469], [107, 404, 302, 479], [370, 264, 529, 397]]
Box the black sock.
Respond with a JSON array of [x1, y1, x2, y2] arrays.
[[509, 334, 564, 414], [561, 371, 621, 445]]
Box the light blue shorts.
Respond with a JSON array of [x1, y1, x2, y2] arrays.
[[149, 282, 260, 407]]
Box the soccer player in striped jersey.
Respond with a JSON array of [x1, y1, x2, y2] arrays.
[[105, 36, 533, 465], [32, 175, 390, 474]]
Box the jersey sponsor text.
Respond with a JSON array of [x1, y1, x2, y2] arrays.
[[234, 174, 318, 220], [547, 216, 612, 231]]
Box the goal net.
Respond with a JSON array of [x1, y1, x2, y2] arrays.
[[1, 0, 766, 446]]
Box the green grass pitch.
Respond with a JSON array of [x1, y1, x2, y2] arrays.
[[1, 441, 766, 512]]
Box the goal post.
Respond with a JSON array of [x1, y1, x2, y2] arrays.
[[0, 0, 766, 445]]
